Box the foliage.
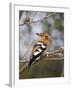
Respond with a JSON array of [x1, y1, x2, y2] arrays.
[[54, 19, 64, 32]]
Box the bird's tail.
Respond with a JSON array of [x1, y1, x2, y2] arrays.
[[27, 64, 31, 72], [27, 59, 33, 72], [27, 66, 30, 72]]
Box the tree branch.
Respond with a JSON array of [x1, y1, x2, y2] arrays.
[[19, 12, 56, 26], [19, 47, 64, 74]]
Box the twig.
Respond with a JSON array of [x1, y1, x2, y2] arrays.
[[19, 63, 28, 74], [19, 12, 56, 26], [31, 12, 37, 22], [20, 60, 29, 63], [48, 47, 64, 55], [30, 12, 56, 24]]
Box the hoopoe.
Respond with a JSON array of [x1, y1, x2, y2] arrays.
[[28, 32, 52, 71]]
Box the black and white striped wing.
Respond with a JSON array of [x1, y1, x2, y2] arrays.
[[28, 42, 47, 66]]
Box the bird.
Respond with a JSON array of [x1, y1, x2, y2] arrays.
[[28, 32, 52, 71]]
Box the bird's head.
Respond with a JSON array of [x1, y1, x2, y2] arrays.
[[36, 32, 50, 44], [36, 32, 57, 44]]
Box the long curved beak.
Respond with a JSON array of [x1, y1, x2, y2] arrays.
[[48, 35, 57, 40], [51, 36, 57, 39]]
